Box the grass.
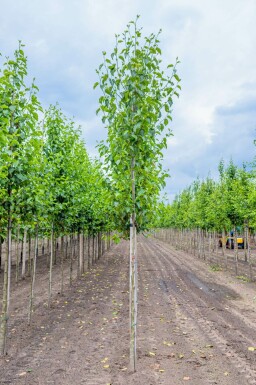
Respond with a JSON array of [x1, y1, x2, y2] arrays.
[[209, 264, 222, 272], [236, 275, 250, 282]]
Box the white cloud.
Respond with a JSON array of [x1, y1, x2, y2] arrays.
[[0, 0, 255, 201]]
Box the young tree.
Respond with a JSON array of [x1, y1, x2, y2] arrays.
[[0, 43, 42, 354], [95, 16, 180, 370]]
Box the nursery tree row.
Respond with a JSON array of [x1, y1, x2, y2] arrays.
[[156, 159, 256, 233], [0, 43, 114, 354]]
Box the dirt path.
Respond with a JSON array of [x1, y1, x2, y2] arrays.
[[0, 236, 256, 384]]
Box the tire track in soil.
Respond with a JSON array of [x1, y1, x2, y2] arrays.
[[160, 242, 256, 319], [1, 237, 256, 385], [141, 236, 256, 385], [151, 240, 256, 343], [152, 239, 256, 342]]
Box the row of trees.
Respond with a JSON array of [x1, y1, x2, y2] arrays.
[[156, 159, 256, 233], [0, 43, 114, 354], [0, 18, 181, 369]]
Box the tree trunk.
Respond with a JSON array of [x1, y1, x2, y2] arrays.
[[98, 232, 101, 260], [244, 220, 248, 262], [92, 236, 95, 265], [79, 233, 83, 275], [28, 231, 31, 277], [77, 232, 82, 276], [70, 234, 74, 286], [130, 214, 137, 372], [21, 228, 27, 279], [28, 224, 38, 325], [53, 232, 57, 265], [48, 223, 54, 307], [61, 235, 64, 295], [87, 234, 91, 270], [0, 217, 12, 355], [15, 225, 20, 283], [82, 232, 85, 272], [130, 157, 137, 372], [234, 228, 238, 276]]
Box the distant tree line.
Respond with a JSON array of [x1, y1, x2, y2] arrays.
[[155, 158, 256, 233]]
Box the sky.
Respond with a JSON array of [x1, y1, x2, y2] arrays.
[[0, 0, 256, 201]]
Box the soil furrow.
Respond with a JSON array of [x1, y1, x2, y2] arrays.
[[142, 237, 256, 384]]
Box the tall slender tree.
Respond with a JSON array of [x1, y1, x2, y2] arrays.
[[95, 16, 180, 370], [0, 43, 42, 354]]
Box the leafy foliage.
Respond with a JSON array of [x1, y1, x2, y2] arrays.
[[156, 159, 256, 231], [95, 16, 180, 234]]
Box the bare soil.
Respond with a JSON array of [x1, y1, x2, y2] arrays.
[[0, 236, 256, 385]]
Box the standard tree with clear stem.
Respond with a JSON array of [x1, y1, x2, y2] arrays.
[[95, 16, 181, 371]]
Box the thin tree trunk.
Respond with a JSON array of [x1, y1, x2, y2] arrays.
[[61, 234, 64, 295], [0, 217, 12, 355], [70, 234, 74, 286], [87, 234, 90, 270], [28, 224, 38, 325], [82, 232, 85, 272], [202, 230, 205, 260], [48, 223, 54, 307], [47, 237, 50, 267], [98, 232, 101, 260], [130, 214, 137, 372], [53, 232, 57, 265], [221, 230, 227, 269], [248, 236, 252, 281], [80, 232, 83, 274], [130, 156, 137, 372], [15, 225, 20, 283], [234, 228, 238, 276], [92, 236, 95, 265], [65, 234, 68, 260], [28, 231, 31, 277], [244, 220, 248, 262], [21, 228, 27, 279]]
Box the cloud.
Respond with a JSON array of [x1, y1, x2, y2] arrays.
[[0, 0, 255, 202]]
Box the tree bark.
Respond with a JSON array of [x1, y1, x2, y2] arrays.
[[61, 234, 64, 295], [130, 157, 137, 372], [0, 217, 12, 355], [48, 223, 54, 307], [21, 228, 27, 279], [70, 234, 74, 286], [28, 224, 38, 325]]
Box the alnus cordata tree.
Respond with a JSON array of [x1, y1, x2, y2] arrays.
[[95, 16, 181, 371], [0, 43, 42, 355]]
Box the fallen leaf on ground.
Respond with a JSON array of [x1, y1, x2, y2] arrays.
[[248, 347, 256, 351], [18, 372, 27, 377], [183, 376, 190, 381]]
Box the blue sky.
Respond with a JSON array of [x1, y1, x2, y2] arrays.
[[0, 0, 255, 201]]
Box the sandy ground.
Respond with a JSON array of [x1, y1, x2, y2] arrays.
[[0, 236, 256, 385]]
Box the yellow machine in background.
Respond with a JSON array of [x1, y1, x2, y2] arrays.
[[218, 236, 244, 249]]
